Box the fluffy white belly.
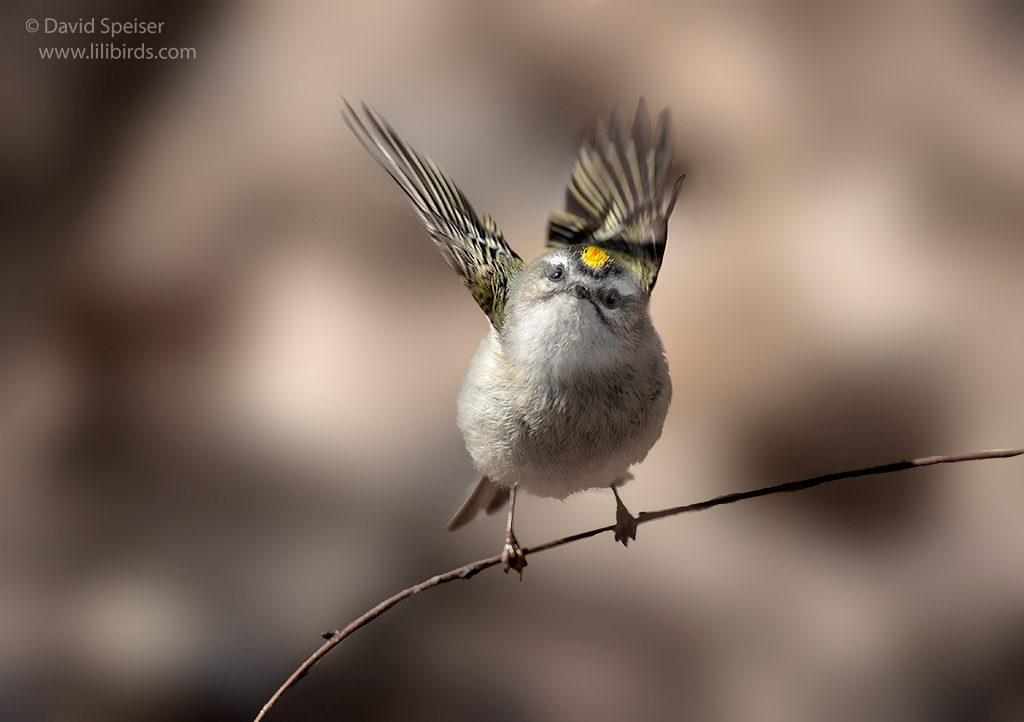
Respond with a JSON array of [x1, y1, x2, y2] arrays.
[[456, 331, 671, 499]]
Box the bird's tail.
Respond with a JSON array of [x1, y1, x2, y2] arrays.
[[446, 475, 509, 531]]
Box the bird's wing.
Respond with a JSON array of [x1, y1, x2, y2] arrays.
[[343, 101, 526, 329], [547, 99, 684, 292]]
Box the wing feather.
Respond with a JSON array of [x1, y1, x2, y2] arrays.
[[548, 98, 685, 291], [343, 100, 525, 328]]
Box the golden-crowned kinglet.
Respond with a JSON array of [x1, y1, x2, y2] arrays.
[[343, 99, 683, 575]]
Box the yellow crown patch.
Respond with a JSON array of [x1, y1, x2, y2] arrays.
[[581, 246, 609, 269]]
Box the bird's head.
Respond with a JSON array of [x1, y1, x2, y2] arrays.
[[500, 245, 657, 383]]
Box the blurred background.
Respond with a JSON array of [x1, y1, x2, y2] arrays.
[[2, 0, 1023, 719]]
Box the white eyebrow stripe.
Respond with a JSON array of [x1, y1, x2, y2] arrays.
[[566, 261, 640, 298], [604, 275, 639, 296]]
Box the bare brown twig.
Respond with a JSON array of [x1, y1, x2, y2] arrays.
[[254, 447, 1022, 721]]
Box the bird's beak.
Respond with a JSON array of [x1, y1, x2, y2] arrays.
[[569, 284, 589, 300]]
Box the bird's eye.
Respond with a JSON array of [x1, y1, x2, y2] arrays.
[[602, 291, 620, 309], [549, 266, 564, 281]]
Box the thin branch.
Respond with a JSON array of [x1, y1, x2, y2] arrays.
[[254, 447, 1022, 721]]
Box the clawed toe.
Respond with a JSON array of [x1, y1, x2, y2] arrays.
[[612, 486, 638, 546], [500, 483, 528, 578], [502, 532, 528, 578]]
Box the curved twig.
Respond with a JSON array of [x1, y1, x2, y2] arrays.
[[254, 447, 1022, 721]]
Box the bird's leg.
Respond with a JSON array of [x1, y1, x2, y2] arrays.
[[612, 484, 638, 546], [501, 483, 527, 577]]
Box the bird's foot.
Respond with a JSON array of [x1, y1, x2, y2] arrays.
[[613, 487, 638, 547], [501, 530, 527, 578]]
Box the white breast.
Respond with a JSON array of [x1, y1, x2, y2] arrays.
[[456, 324, 671, 499]]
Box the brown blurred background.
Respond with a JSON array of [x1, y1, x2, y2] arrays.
[[2, 0, 1023, 720]]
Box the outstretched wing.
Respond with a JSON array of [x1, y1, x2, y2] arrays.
[[548, 99, 684, 291], [343, 100, 526, 329]]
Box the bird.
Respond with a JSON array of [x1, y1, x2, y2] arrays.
[[342, 98, 684, 575]]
